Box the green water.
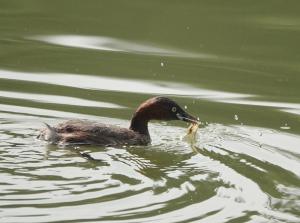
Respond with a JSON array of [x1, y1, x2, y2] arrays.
[[0, 1, 300, 222]]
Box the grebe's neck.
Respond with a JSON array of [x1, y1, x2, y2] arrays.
[[129, 113, 149, 136]]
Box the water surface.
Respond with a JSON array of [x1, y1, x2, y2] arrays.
[[0, 1, 300, 222]]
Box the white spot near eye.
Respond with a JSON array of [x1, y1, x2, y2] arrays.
[[172, 107, 177, 112]]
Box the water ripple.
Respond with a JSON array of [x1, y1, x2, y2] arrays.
[[0, 90, 124, 108], [29, 35, 216, 59], [0, 69, 250, 99], [0, 117, 299, 222]]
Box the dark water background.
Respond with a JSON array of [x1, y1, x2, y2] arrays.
[[0, 1, 300, 222]]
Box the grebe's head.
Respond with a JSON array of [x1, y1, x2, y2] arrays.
[[135, 96, 198, 123]]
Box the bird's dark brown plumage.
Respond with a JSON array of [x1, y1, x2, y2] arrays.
[[38, 97, 198, 146]]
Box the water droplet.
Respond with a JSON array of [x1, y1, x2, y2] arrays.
[[234, 114, 239, 121], [197, 117, 200, 121], [280, 123, 291, 130], [160, 62, 164, 67], [184, 105, 188, 109]]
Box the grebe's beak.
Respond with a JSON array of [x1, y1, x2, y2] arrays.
[[176, 112, 199, 124]]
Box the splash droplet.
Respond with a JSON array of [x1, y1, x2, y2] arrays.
[[234, 114, 239, 121], [280, 123, 291, 130], [160, 62, 164, 67]]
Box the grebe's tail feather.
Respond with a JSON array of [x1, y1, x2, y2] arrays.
[[39, 122, 59, 143]]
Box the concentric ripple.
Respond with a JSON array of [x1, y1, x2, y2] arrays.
[[1, 2, 300, 221], [0, 110, 299, 222]]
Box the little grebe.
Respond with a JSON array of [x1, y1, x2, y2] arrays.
[[38, 96, 198, 146]]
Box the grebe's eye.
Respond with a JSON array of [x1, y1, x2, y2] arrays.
[[171, 107, 177, 112]]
